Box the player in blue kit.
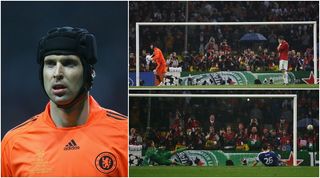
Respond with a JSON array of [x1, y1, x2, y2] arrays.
[[253, 145, 287, 167]]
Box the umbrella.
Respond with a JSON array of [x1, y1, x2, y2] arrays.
[[297, 118, 319, 128], [240, 32, 267, 41]]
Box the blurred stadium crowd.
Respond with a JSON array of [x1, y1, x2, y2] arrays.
[[129, 90, 319, 152], [129, 1, 318, 72]]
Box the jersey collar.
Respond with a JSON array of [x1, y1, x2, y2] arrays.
[[42, 95, 103, 129]]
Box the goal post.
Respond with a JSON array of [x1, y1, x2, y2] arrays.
[[135, 21, 318, 86], [129, 93, 298, 166]]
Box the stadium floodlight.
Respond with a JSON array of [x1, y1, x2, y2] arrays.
[[129, 93, 298, 166], [135, 21, 317, 86]]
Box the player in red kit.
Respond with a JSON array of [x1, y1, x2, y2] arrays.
[[277, 36, 289, 84], [149, 44, 167, 86]]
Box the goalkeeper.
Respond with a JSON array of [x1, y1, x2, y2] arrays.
[[142, 140, 188, 166], [147, 43, 167, 86]]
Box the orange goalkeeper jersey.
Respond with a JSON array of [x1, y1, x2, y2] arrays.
[[1, 96, 128, 177], [153, 47, 167, 74]]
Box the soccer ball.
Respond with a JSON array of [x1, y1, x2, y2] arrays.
[[263, 78, 268, 84], [241, 158, 248, 165], [146, 55, 152, 62], [307, 124, 314, 131], [129, 154, 142, 166]]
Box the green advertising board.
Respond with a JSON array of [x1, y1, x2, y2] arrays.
[[179, 71, 315, 85], [170, 150, 318, 166], [179, 71, 296, 85]]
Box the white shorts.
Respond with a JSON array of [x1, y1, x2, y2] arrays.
[[279, 60, 288, 71]]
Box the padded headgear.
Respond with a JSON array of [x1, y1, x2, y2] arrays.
[[37, 26, 97, 65], [37, 26, 98, 108], [38, 26, 97, 89]]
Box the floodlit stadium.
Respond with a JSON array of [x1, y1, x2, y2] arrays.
[[129, 90, 319, 176], [129, 1, 319, 88], [128, 1, 319, 177]]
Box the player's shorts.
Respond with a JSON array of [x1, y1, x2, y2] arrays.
[[156, 66, 167, 75], [279, 60, 288, 71]]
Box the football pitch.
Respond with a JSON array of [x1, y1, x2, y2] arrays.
[[129, 84, 319, 90], [129, 166, 319, 177]]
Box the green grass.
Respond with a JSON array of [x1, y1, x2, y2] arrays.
[[129, 84, 319, 90], [130, 166, 319, 177]]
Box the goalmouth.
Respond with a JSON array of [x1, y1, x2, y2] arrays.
[[135, 21, 318, 86], [129, 93, 299, 166]]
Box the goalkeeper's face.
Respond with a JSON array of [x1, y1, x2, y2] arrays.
[[43, 55, 84, 106]]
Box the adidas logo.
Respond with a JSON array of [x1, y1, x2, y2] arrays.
[[64, 139, 80, 151]]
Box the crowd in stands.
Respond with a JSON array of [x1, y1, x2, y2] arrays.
[[129, 46, 315, 73], [130, 1, 318, 24], [129, 90, 319, 152], [129, 1, 318, 73]]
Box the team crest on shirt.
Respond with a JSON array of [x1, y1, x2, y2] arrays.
[[95, 152, 117, 174]]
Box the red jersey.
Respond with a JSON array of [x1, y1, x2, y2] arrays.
[[277, 40, 289, 60], [153, 47, 167, 74], [1, 96, 128, 177], [224, 132, 235, 142]]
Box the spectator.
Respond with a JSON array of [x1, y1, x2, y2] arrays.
[[208, 113, 221, 131], [130, 128, 143, 145], [235, 123, 249, 150], [269, 129, 281, 150], [171, 52, 180, 67], [298, 134, 308, 150], [165, 129, 176, 151], [296, 52, 304, 71], [129, 128, 138, 145], [279, 130, 292, 151], [205, 37, 219, 54], [129, 53, 136, 72], [193, 128, 205, 149], [248, 126, 261, 150], [223, 125, 236, 149], [219, 39, 231, 54], [205, 126, 220, 149], [276, 117, 290, 133], [218, 128, 226, 148], [186, 115, 201, 132], [261, 128, 271, 145], [249, 117, 259, 129], [166, 52, 179, 68]]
